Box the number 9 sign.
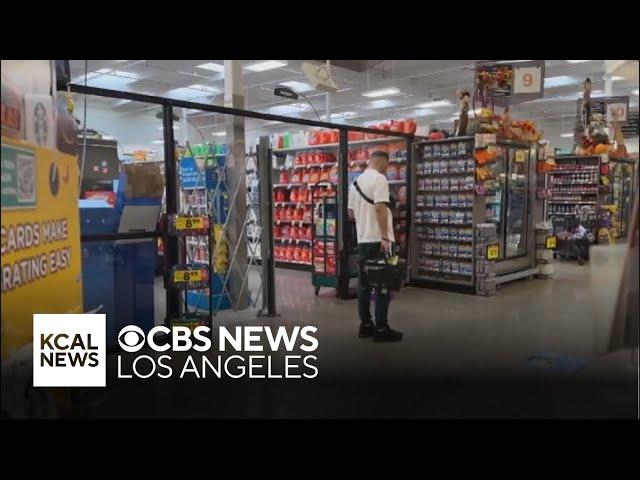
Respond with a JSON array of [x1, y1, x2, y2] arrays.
[[514, 66, 542, 94]]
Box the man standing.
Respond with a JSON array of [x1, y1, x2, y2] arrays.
[[348, 151, 403, 342]]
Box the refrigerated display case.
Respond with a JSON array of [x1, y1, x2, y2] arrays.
[[410, 136, 540, 293], [609, 158, 635, 239]]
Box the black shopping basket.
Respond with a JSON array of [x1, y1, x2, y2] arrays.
[[363, 257, 407, 291]]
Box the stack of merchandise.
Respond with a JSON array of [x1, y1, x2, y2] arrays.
[[535, 222, 554, 278], [475, 223, 498, 296], [212, 224, 228, 273]]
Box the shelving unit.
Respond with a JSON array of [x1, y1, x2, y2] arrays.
[[544, 155, 601, 236], [411, 135, 540, 293], [270, 135, 411, 271]]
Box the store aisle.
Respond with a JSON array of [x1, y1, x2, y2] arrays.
[[124, 260, 636, 418]]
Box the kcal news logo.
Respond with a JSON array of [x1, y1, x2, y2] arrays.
[[33, 314, 106, 387]]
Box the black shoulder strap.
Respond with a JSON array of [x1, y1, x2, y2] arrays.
[[353, 180, 374, 205]]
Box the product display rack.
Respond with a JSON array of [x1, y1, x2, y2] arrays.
[[410, 136, 476, 288], [606, 157, 635, 239], [311, 181, 338, 294], [271, 135, 411, 272], [544, 154, 601, 236], [410, 135, 539, 293]]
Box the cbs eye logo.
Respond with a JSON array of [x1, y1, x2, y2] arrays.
[[118, 325, 146, 352]]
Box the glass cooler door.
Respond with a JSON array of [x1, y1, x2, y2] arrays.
[[504, 147, 530, 258]]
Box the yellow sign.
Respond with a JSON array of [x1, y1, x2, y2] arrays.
[[486, 244, 500, 260], [173, 269, 203, 283], [175, 216, 206, 231], [515, 150, 526, 163], [545, 235, 557, 249], [1, 138, 83, 360]]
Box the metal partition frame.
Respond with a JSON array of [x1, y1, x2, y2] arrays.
[[65, 83, 414, 311]]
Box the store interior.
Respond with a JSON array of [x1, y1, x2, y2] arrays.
[[1, 60, 638, 418]]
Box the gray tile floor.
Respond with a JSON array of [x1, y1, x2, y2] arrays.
[[131, 257, 639, 418]]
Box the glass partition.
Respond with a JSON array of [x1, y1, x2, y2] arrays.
[[504, 147, 530, 258]]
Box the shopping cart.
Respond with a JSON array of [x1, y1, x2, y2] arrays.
[[554, 217, 592, 265]]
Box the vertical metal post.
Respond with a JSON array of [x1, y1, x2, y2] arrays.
[[162, 104, 180, 323], [337, 129, 350, 299], [258, 136, 277, 316], [224, 60, 249, 310]]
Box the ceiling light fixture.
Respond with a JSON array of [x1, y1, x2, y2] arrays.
[[611, 76, 625, 81], [361, 87, 401, 98], [212, 131, 226, 136], [566, 60, 592, 64], [416, 99, 452, 108], [560, 133, 574, 138], [244, 60, 287, 72], [196, 62, 225, 72], [632, 89, 639, 96], [188, 84, 219, 93], [280, 81, 314, 93], [544, 76, 577, 88]]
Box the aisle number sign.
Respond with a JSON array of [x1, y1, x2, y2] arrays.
[[1, 138, 83, 360], [515, 150, 526, 163], [545, 235, 557, 249], [486, 244, 500, 260], [173, 269, 204, 283], [513, 66, 542, 94], [175, 216, 207, 231], [607, 102, 627, 123]]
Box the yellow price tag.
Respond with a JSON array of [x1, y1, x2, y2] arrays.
[[175, 216, 205, 230], [515, 150, 525, 163], [545, 236, 557, 249], [173, 269, 203, 283], [486, 244, 500, 260]]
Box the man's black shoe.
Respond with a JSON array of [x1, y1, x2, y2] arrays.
[[358, 322, 375, 338], [373, 325, 403, 342]]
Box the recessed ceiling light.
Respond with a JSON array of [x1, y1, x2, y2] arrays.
[[244, 61, 287, 72], [157, 125, 178, 130], [280, 81, 314, 93], [560, 133, 574, 138], [320, 111, 357, 120], [196, 62, 224, 72], [152, 140, 164, 144], [367, 99, 394, 109], [611, 76, 625, 81], [362, 87, 401, 98], [188, 84, 219, 94], [416, 99, 452, 108], [165, 87, 215, 100], [212, 131, 226, 136], [632, 89, 639, 96], [268, 102, 310, 115], [566, 60, 592, 64], [544, 76, 577, 88]]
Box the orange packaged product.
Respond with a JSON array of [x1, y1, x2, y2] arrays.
[[320, 167, 330, 182], [309, 168, 320, 184], [293, 208, 303, 221], [291, 171, 302, 184], [285, 207, 294, 221]]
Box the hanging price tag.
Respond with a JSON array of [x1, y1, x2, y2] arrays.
[[486, 244, 500, 260], [173, 269, 203, 283], [175, 216, 207, 231], [545, 235, 557, 249], [515, 150, 526, 163]]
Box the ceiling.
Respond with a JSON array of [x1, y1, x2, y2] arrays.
[[69, 60, 640, 143]]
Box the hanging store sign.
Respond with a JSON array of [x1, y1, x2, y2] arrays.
[[577, 96, 630, 124], [179, 156, 201, 189], [474, 61, 545, 107]]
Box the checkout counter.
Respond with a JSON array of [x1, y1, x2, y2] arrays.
[[80, 157, 163, 350]]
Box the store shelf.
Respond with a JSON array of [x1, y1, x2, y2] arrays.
[[416, 237, 473, 244], [416, 189, 475, 194], [414, 222, 474, 227], [274, 201, 312, 207], [550, 190, 598, 195], [388, 180, 407, 185], [275, 238, 312, 244], [274, 136, 406, 153], [416, 205, 473, 209], [290, 162, 337, 170], [274, 220, 312, 225], [548, 201, 597, 204], [419, 254, 474, 261], [417, 171, 475, 177], [274, 183, 335, 188]]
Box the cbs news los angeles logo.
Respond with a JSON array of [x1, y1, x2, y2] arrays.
[[33, 314, 106, 387]]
